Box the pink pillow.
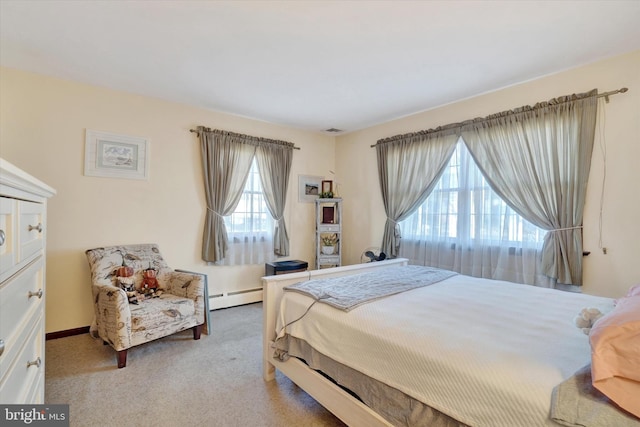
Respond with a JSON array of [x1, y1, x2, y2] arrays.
[[590, 294, 640, 418]]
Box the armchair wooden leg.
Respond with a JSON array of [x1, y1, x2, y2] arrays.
[[117, 350, 128, 368], [193, 324, 203, 340]]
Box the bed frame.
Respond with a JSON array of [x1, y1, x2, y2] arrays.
[[262, 258, 409, 427]]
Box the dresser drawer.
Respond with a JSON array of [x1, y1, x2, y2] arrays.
[[0, 257, 44, 377], [0, 315, 44, 404], [0, 197, 17, 282], [18, 200, 45, 264], [318, 224, 340, 233], [24, 369, 44, 404], [0, 198, 45, 283]]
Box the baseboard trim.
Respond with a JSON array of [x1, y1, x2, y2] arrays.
[[46, 326, 90, 340], [209, 289, 262, 310]]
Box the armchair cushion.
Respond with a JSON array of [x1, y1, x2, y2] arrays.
[[129, 294, 196, 347], [87, 243, 172, 290]]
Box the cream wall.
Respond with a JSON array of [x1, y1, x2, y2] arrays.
[[2, 51, 638, 333], [336, 51, 640, 299], [0, 67, 335, 333]]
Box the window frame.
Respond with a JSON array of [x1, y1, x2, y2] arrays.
[[223, 159, 273, 241]]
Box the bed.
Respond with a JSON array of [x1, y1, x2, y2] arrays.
[[262, 259, 639, 427]]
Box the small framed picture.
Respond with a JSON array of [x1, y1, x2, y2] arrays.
[[84, 129, 149, 180], [321, 180, 333, 194], [322, 206, 335, 224], [298, 175, 322, 202]]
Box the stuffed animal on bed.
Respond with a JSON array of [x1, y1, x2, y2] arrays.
[[574, 307, 603, 334]]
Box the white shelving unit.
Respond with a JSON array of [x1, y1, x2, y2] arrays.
[[315, 198, 342, 269]]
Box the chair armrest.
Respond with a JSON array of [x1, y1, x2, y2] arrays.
[[176, 269, 211, 334], [91, 283, 132, 351], [163, 271, 206, 325]]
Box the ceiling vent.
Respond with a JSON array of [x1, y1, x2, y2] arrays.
[[324, 128, 343, 133]]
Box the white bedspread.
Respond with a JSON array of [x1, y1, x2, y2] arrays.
[[275, 272, 614, 427]]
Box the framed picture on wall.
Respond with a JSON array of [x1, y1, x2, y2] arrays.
[[298, 175, 322, 202], [84, 129, 149, 180], [321, 180, 333, 194]]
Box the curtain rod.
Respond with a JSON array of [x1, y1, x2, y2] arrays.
[[370, 87, 629, 147], [189, 128, 300, 150]]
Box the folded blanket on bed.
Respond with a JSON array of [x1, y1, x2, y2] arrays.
[[284, 265, 457, 311], [550, 364, 640, 427]]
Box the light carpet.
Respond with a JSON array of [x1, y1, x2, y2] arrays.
[[45, 302, 345, 427]]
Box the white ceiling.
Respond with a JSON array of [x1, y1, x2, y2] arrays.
[[1, 1, 639, 135]]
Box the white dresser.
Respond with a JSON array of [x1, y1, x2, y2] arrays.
[[0, 158, 55, 404]]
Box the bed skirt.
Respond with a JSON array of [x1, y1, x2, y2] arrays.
[[274, 334, 470, 427]]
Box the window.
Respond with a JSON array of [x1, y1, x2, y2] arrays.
[[224, 159, 272, 236], [222, 159, 274, 265], [399, 139, 549, 285], [410, 140, 546, 244]]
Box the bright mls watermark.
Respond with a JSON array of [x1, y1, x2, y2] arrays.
[[1, 405, 69, 426]]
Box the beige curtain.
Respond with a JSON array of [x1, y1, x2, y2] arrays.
[[376, 128, 459, 257], [255, 141, 294, 256], [460, 90, 598, 285], [199, 129, 255, 263], [198, 127, 295, 263]]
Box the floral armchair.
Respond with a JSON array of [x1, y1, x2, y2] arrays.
[[85, 244, 206, 368]]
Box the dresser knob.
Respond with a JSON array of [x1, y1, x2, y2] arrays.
[[28, 223, 43, 233], [28, 289, 43, 299], [27, 357, 42, 368], [0, 339, 4, 357], [0, 229, 5, 246]]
